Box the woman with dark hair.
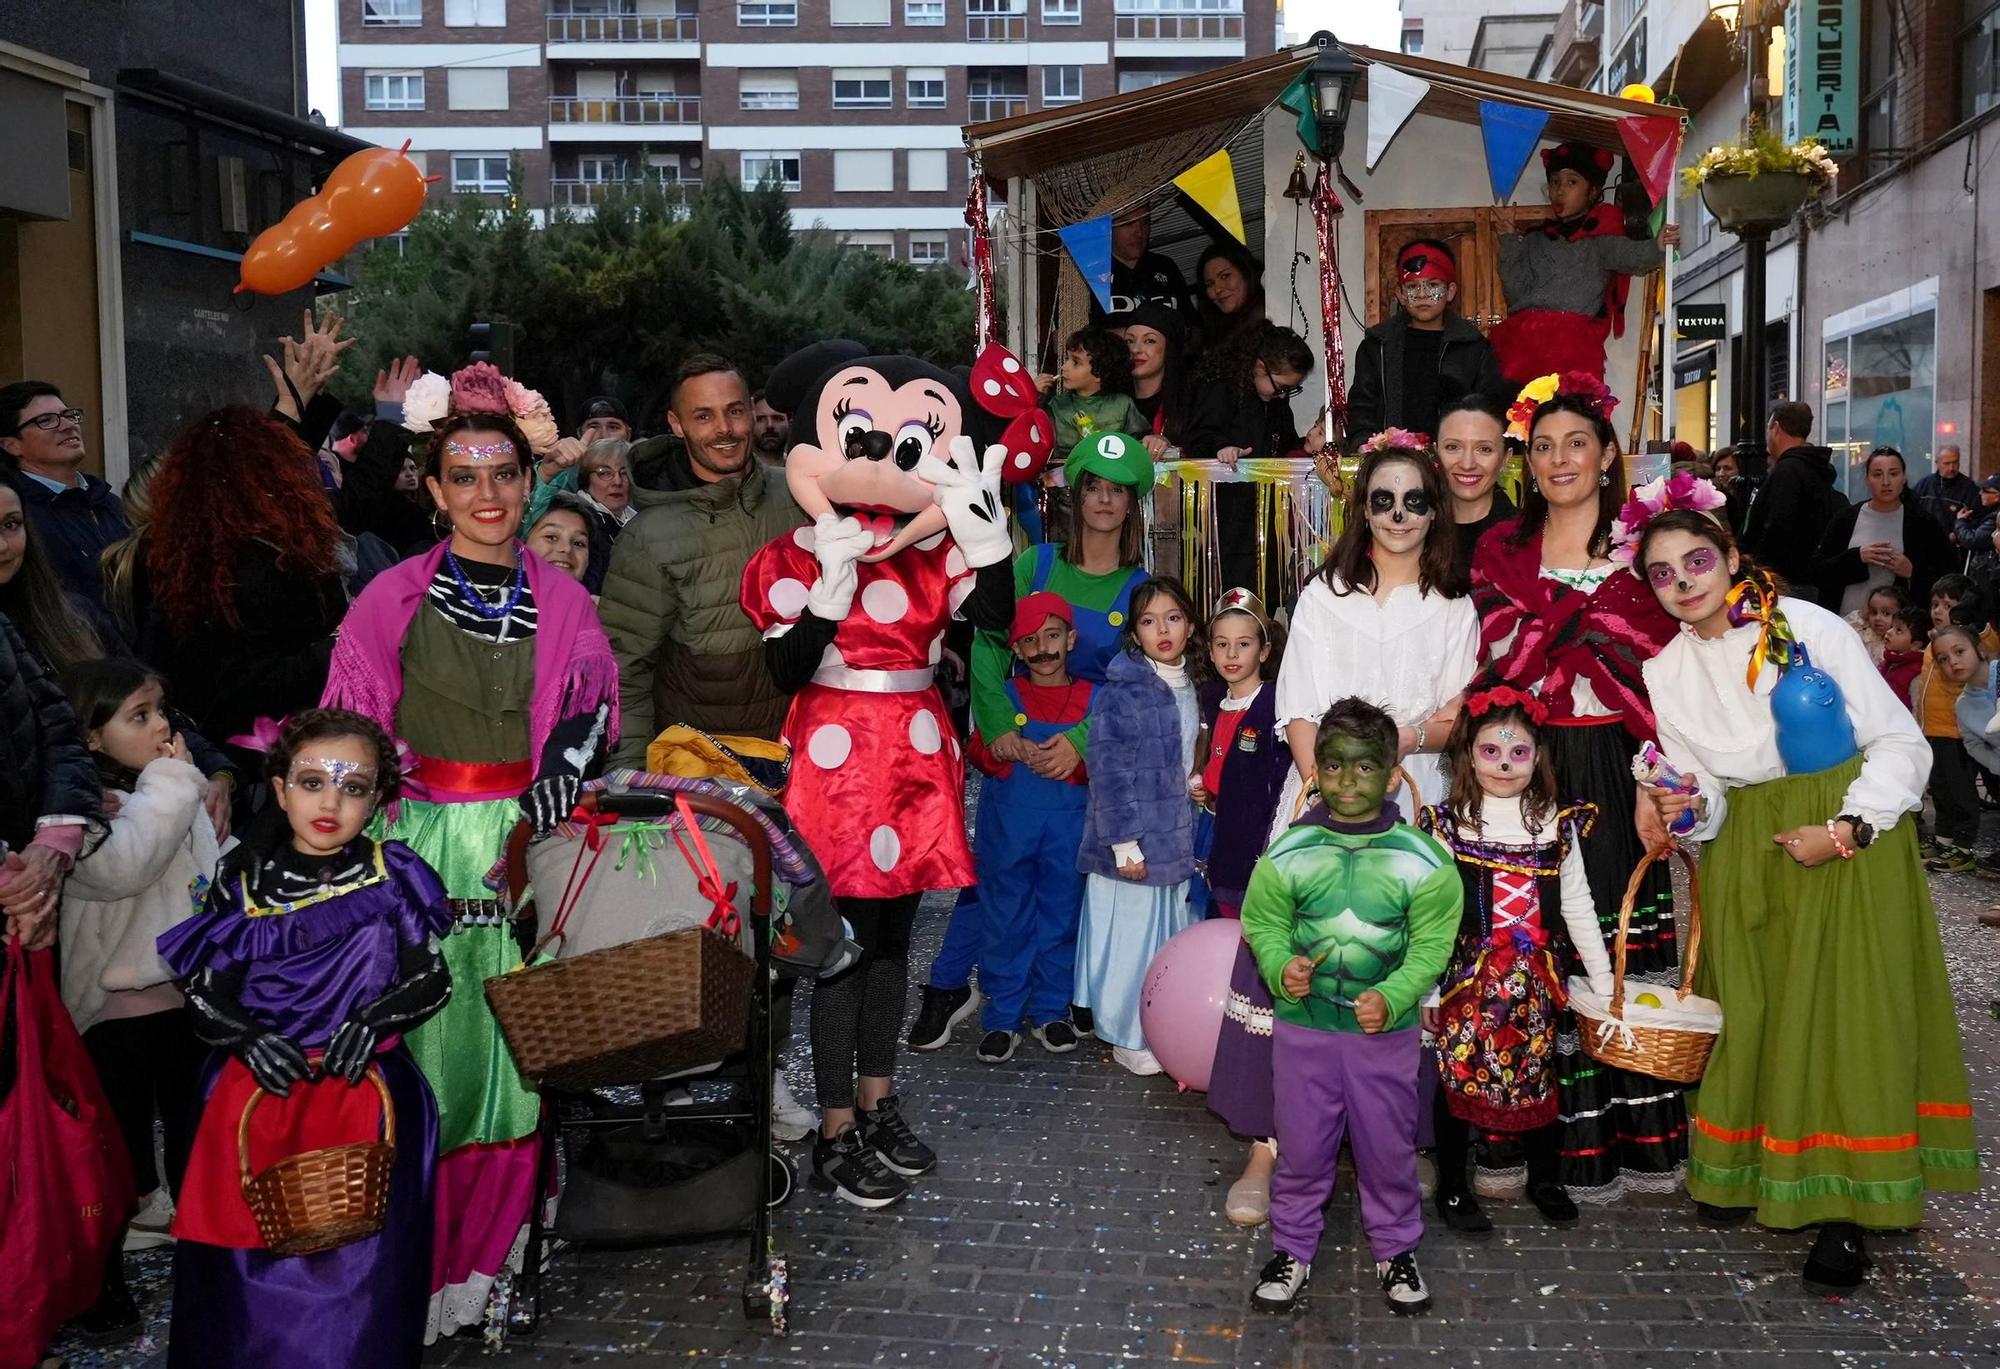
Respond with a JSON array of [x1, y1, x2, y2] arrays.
[[1184, 323, 1318, 599], [143, 407, 349, 748], [1195, 241, 1267, 356], [1810, 445, 1951, 615], [1435, 393, 1517, 561], [1118, 302, 1192, 458], [323, 397, 618, 1341], [1634, 500, 1976, 1292], [1469, 389, 1685, 1203]]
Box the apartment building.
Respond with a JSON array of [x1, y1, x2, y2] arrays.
[[335, 0, 1279, 265]]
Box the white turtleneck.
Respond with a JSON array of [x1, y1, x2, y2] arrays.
[[1471, 794, 1615, 995]]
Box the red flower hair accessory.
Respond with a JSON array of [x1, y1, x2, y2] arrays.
[[1463, 685, 1548, 727]]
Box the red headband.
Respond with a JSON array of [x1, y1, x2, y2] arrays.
[[1464, 685, 1548, 727], [1397, 244, 1457, 286]]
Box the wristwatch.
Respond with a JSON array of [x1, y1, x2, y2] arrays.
[[1836, 814, 1875, 849]]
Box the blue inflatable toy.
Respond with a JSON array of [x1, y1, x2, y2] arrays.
[[1770, 642, 1857, 774]]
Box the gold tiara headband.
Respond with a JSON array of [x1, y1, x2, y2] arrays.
[[1213, 587, 1272, 637]]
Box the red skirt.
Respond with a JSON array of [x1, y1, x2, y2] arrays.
[[782, 681, 973, 899], [1489, 308, 1613, 388]]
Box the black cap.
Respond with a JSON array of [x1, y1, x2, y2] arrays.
[[581, 395, 628, 427], [1980, 475, 2000, 494], [1103, 300, 1185, 341]]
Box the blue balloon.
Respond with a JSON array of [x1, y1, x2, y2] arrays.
[[1771, 643, 1858, 774]]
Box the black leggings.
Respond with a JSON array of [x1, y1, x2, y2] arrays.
[[810, 893, 920, 1110], [1930, 737, 1981, 848], [1433, 1077, 1564, 1195], [83, 1008, 206, 1199]]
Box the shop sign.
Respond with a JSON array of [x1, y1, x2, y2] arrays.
[[1676, 304, 1726, 340], [1784, 0, 1859, 155]]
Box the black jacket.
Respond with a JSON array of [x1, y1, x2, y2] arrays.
[[1345, 314, 1506, 450], [1742, 444, 1846, 598], [1808, 498, 1955, 611], [0, 611, 100, 853], [1181, 381, 1302, 464], [3, 467, 129, 610], [1912, 470, 1979, 536]]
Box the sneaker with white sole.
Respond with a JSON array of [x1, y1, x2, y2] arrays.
[[811, 1125, 908, 1209], [907, 985, 981, 1052], [976, 1029, 1019, 1062], [858, 1095, 936, 1176], [770, 1073, 815, 1143], [1031, 1019, 1079, 1054], [1377, 1251, 1431, 1314], [1111, 1045, 1162, 1076], [1251, 1252, 1309, 1309], [124, 1186, 175, 1250]]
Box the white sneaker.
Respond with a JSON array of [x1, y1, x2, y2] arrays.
[[771, 1073, 816, 1143], [124, 1186, 175, 1250], [1377, 1251, 1431, 1314], [1251, 1252, 1310, 1309], [1111, 1046, 1163, 1076]]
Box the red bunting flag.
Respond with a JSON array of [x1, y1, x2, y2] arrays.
[[1618, 115, 1682, 207]]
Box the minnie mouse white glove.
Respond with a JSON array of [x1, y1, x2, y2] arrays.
[[918, 435, 1013, 569], [804, 511, 876, 620]]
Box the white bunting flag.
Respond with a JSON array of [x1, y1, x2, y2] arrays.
[[1366, 66, 1431, 171]]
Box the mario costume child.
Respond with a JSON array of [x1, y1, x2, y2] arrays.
[[965, 590, 1094, 1062]]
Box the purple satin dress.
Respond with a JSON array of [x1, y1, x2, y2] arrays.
[[158, 840, 452, 1369]]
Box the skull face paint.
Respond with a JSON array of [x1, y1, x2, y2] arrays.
[[1364, 456, 1434, 557], [1473, 720, 1536, 799]]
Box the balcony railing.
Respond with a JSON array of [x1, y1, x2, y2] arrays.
[[1114, 12, 1242, 39], [546, 13, 698, 42], [551, 176, 699, 206], [966, 13, 1027, 40], [968, 94, 1028, 121], [549, 94, 702, 124]]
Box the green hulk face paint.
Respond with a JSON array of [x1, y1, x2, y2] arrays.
[[1315, 731, 1392, 823]]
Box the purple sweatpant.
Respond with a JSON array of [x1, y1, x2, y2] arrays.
[[1270, 1020, 1424, 1265]]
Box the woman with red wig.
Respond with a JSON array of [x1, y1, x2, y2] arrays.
[[143, 407, 349, 745]]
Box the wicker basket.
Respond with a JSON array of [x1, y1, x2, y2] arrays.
[[485, 925, 757, 1092], [1571, 844, 1721, 1085], [239, 1070, 395, 1256]]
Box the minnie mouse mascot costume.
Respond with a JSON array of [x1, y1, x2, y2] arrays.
[[743, 341, 1049, 1209]]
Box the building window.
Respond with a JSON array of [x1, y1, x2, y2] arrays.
[[1041, 65, 1082, 105], [909, 234, 951, 266], [832, 68, 894, 108], [1820, 301, 1939, 494], [737, 1, 797, 25], [968, 68, 1028, 120], [905, 0, 945, 23], [577, 155, 625, 182], [452, 154, 512, 193], [968, 0, 1027, 41], [1043, 0, 1082, 21], [907, 148, 949, 191], [1859, 0, 1897, 161], [907, 68, 947, 107], [443, 0, 505, 24], [364, 71, 426, 111], [834, 149, 895, 192], [848, 232, 897, 258], [446, 67, 509, 110], [742, 151, 802, 190], [739, 70, 800, 110], [363, 0, 423, 25], [1117, 69, 1178, 92], [830, 0, 891, 22], [1967, 0, 2000, 122], [1400, 19, 1423, 54]]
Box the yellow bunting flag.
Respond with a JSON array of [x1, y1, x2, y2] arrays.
[[1173, 149, 1245, 245]]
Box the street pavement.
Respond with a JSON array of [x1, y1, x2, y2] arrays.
[[67, 862, 2000, 1368]]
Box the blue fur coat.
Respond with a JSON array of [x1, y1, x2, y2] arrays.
[[1077, 650, 1197, 885]]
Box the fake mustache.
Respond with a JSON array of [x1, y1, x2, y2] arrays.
[[1026, 652, 1061, 665]]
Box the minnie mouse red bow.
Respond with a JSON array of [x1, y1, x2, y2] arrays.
[[970, 344, 1055, 484]]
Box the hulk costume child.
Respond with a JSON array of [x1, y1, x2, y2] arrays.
[[1240, 698, 1461, 1314]]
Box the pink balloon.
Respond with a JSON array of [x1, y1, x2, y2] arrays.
[[1138, 917, 1243, 1092]]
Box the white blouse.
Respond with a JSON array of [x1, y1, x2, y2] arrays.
[[1640, 595, 1932, 841], [1472, 793, 1615, 997]]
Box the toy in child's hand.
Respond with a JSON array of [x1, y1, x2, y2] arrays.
[[1631, 741, 1700, 835], [1768, 643, 1857, 774]]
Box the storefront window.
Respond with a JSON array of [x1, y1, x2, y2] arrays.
[[1819, 309, 1935, 496], [1965, 0, 2000, 123]]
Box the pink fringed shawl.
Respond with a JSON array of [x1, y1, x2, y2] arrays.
[[321, 543, 620, 802]]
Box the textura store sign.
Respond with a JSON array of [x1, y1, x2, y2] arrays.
[[1784, 0, 1859, 155]]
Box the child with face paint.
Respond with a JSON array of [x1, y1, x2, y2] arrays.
[[1240, 698, 1461, 1314], [1345, 239, 1506, 452], [1633, 502, 1976, 1295], [1075, 577, 1203, 1076], [158, 708, 454, 1369], [1417, 687, 1614, 1237]]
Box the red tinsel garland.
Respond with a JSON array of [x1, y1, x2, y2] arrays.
[[1312, 163, 1346, 447], [965, 164, 996, 354]]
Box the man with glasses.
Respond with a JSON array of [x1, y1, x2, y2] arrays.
[[1344, 239, 1505, 452], [0, 381, 129, 608]]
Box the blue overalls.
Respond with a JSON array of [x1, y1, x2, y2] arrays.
[[928, 546, 1149, 993], [974, 677, 1091, 1032]]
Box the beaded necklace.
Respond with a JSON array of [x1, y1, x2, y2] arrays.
[[445, 547, 527, 621]]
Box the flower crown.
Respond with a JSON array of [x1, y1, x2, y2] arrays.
[[1357, 427, 1431, 457], [1504, 371, 1619, 444], [1463, 684, 1548, 727], [1608, 473, 1728, 563], [399, 361, 561, 456]]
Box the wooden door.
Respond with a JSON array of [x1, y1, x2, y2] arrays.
[[1363, 206, 1549, 333]]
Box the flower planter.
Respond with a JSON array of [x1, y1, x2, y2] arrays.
[[1700, 170, 1815, 234]]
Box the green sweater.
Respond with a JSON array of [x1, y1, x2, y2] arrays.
[[1239, 814, 1461, 1034], [1047, 389, 1148, 451]]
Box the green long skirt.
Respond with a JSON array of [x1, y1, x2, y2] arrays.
[[1688, 756, 1980, 1229]]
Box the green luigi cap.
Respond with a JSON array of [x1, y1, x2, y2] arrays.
[[1063, 430, 1154, 489]]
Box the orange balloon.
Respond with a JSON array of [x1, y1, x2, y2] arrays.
[[235, 145, 429, 294], [236, 225, 321, 295], [291, 204, 351, 266], [323, 148, 429, 239]]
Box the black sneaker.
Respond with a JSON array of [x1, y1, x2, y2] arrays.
[[1528, 1183, 1579, 1228], [1069, 1004, 1095, 1037], [976, 1029, 1018, 1063], [811, 1124, 908, 1209], [1436, 1190, 1493, 1240], [1802, 1222, 1870, 1294], [1032, 1019, 1080, 1054], [1377, 1251, 1432, 1314], [71, 1280, 141, 1345], [859, 1095, 937, 1176], [1250, 1251, 1309, 1310], [1694, 1200, 1754, 1227], [907, 985, 979, 1052]]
